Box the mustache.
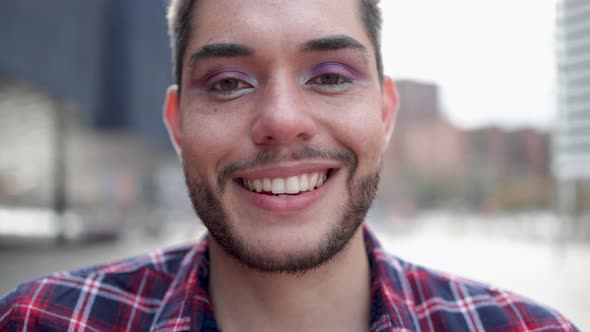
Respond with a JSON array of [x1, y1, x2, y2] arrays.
[[217, 145, 357, 193]]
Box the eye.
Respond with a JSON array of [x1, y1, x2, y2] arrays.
[[305, 63, 356, 93], [309, 73, 351, 86], [321, 73, 349, 85], [207, 74, 254, 99], [212, 78, 245, 92], [210, 78, 252, 93]]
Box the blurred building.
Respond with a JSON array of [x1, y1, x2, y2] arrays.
[[466, 128, 550, 181], [0, 78, 162, 211], [508, 129, 551, 179], [0, 2, 196, 237], [465, 127, 552, 211], [390, 81, 467, 179], [379, 80, 553, 215], [395, 80, 440, 122], [381, 80, 468, 213], [554, 0, 590, 214], [0, 1, 173, 149]]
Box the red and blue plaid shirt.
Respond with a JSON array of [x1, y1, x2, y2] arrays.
[[0, 225, 579, 331]]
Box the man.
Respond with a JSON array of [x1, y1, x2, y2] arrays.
[[0, 0, 579, 331]]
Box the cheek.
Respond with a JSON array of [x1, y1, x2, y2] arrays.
[[325, 99, 385, 166], [180, 112, 246, 177], [350, 118, 384, 165]]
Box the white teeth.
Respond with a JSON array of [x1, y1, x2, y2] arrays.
[[317, 174, 325, 187], [262, 178, 272, 192], [308, 173, 318, 189], [243, 170, 330, 195], [285, 176, 299, 194], [244, 179, 253, 191], [253, 179, 262, 193], [299, 174, 309, 191], [271, 178, 286, 194]]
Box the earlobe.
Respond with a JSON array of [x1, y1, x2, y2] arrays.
[[163, 85, 183, 155], [381, 76, 399, 151]]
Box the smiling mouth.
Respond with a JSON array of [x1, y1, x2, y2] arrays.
[[238, 169, 335, 196]]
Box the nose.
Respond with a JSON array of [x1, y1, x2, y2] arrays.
[[250, 78, 317, 146]]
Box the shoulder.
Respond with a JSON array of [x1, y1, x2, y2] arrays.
[[0, 243, 196, 331], [376, 252, 579, 331]]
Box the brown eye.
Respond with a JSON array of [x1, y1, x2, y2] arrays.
[[319, 74, 342, 85], [208, 76, 254, 99], [308, 73, 351, 87], [218, 79, 239, 91]]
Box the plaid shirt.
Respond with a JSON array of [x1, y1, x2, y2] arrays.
[[0, 225, 579, 331]]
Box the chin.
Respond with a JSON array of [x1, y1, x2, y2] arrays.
[[217, 218, 360, 275]]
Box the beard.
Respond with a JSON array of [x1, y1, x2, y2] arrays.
[[183, 145, 380, 275]]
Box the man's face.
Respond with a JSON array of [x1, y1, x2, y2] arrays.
[[165, 0, 397, 273]]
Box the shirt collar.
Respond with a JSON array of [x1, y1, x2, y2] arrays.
[[150, 237, 217, 331], [151, 224, 417, 332], [364, 224, 419, 331]]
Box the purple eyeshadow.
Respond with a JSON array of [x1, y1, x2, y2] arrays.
[[192, 68, 252, 87], [309, 62, 362, 80]]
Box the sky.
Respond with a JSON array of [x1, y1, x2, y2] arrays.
[[380, 0, 558, 130]]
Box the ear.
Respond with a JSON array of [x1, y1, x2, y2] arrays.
[[381, 76, 399, 151], [163, 85, 183, 156]]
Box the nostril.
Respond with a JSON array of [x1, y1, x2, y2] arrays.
[[296, 132, 310, 140], [250, 105, 318, 145]]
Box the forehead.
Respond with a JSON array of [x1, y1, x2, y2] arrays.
[[188, 0, 370, 55]]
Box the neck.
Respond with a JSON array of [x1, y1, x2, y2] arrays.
[[208, 228, 371, 332]]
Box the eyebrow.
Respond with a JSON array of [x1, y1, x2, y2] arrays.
[[188, 35, 367, 70], [188, 43, 254, 68], [301, 35, 368, 54]]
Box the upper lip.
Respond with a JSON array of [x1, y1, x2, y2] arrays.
[[232, 161, 341, 180]]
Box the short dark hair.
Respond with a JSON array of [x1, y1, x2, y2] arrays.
[[167, 0, 383, 90]]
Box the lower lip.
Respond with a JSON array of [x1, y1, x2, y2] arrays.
[[236, 172, 336, 214]]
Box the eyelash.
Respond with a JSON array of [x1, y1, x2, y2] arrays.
[[307, 72, 353, 90], [204, 65, 356, 99], [306, 62, 357, 91], [207, 75, 254, 99]]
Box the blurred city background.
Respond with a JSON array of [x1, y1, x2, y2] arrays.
[[0, 0, 588, 329]]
